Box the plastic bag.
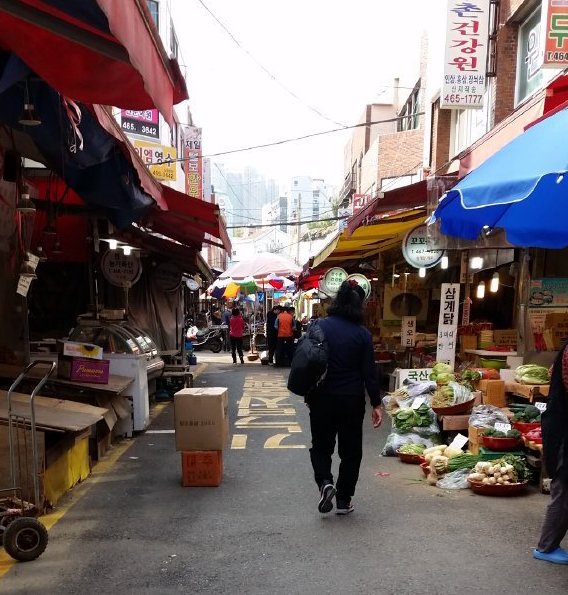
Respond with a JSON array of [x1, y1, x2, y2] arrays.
[[450, 381, 473, 404], [469, 404, 509, 428], [381, 431, 442, 457], [436, 468, 471, 490]]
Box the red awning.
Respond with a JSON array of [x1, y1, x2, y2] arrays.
[[141, 185, 232, 253], [0, 0, 187, 124], [345, 180, 428, 236]]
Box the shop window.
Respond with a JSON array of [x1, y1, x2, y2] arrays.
[[146, 0, 159, 29], [451, 100, 489, 156], [515, 6, 542, 105], [398, 81, 421, 132]]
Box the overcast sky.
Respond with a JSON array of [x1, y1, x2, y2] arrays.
[[170, 0, 433, 191]]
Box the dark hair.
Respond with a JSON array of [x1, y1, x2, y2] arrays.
[[327, 280, 365, 324], [231, 308, 241, 316]]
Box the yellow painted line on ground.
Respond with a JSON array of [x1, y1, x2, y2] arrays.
[[230, 434, 248, 449], [0, 398, 173, 577]]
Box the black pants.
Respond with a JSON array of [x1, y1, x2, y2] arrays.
[[309, 394, 366, 501], [231, 337, 244, 363], [267, 334, 277, 363], [276, 337, 294, 366]]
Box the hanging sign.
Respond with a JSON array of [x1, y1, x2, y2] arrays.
[[345, 273, 371, 299], [322, 267, 348, 296], [133, 141, 177, 181], [186, 278, 200, 291], [436, 283, 461, 366], [153, 262, 183, 292], [101, 250, 142, 288], [181, 126, 203, 200], [120, 109, 159, 139], [441, 0, 490, 109], [16, 275, 33, 297], [402, 224, 445, 269], [401, 316, 417, 347]]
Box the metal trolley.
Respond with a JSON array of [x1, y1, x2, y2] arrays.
[[0, 360, 55, 561]]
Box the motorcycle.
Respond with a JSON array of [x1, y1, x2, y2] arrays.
[[189, 325, 224, 353]]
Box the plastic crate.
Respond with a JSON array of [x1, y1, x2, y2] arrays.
[[478, 447, 525, 461]]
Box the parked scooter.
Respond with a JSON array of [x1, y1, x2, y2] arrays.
[[191, 325, 224, 353]]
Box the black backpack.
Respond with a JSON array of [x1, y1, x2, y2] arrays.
[[287, 320, 328, 398]]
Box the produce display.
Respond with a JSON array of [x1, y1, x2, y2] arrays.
[[510, 403, 541, 423], [428, 362, 455, 385], [467, 454, 531, 485], [514, 364, 550, 385], [392, 404, 432, 432], [398, 444, 426, 455], [482, 427, 521, 439]]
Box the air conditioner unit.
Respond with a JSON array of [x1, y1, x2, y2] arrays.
[[383, 286, 429, 321]]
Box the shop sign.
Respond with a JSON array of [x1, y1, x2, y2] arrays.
[[529, 278, 568, 307], [542, 0, 568, 68], [436, 283, 460, 366], [153, 262, 182, 292], [181, 126, 203, 200], [345, 273, 372, 300], [322, 267, 348, 296], [441, 0, 490, 110], [395, 368, 431, 389], [402, 224, 444, 269], [120, 109, 159, 139], [352, 194, 372, 215], [401, 316, 416, 347], [133, 140, 177, 181], [101, 250, 142, 288]]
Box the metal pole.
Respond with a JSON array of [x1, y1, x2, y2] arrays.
[[296, 193, 301, 265]]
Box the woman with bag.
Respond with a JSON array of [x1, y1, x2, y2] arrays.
[[307, 280, 383, 515]]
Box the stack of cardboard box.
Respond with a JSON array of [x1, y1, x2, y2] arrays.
[[57, 341, 110, 384], [174, 387, 229, 487]]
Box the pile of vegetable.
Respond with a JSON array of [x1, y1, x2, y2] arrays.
[[422, 444, 466, 463], [514, 364, 550, 385], [482, 427, 521, 439], [425, 448, 480, 485], [510, 403, 541, 423], [398, 444, 425, 455], [431, 381, 473, 408], [392, 404, 432, 432], [467, 454, 531, 485], [428, 362, 456, 385]]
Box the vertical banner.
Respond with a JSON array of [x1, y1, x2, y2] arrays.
[[182, 126, 203, 200], [401, 316, 417, 347], [542, 0, 568, 68], [441, 0, 490, 109], [436, 283, 461, 366]]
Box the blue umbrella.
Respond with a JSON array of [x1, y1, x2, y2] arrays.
[[432, 107, 568, 248]]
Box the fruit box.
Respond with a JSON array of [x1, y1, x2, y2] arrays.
[[181, 450, 223, 487], [57, 356, 110, 384]]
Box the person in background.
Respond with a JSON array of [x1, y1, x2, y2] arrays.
[[533, 343, 568, 564], [266, 305, 281, 365], [222, 305, 232, 352], [211, 307, 222, 326], [290, 306, 302, 339], [229, 308, 245, 365], [275, 306, 296, 366], [308, 279, 382, 516]]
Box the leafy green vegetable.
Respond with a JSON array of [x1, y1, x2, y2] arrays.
[[399, 444, 426, 455], [499, 454, 532, 481]]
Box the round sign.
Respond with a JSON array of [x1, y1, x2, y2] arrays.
[[100, 250, 142, 288], [153, 262, 182, 292], [345, 274, 372, 300], [186, 278, 200, 291], [402, 224, 444, 269], [322, 267, 348, 297]]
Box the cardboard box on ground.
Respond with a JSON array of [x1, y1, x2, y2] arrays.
[[174, 387, 229, 451], [543, 312, 568, 350]]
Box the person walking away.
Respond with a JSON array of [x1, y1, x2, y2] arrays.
[[308, 280, 382, 515], [229, 308, 245, 365], [275, 306, 295, 366], [533, 343, 568, 564], [266, 305, 281, 365], [222, 305, 232, 352]]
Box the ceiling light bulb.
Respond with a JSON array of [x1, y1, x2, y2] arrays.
[[476, 281, 485, 299], [122, 246, 132, 256], [108, 239, 118, 250], [490, 272, 499, 293], [470, 256, 483, 270], [441, 255, 449, 270], [418, 267, 426, 278]]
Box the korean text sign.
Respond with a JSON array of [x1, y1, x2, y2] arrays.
[[543, 0, 568, 68], [436, 283, 460, 366], [441, 0, 490, 109]]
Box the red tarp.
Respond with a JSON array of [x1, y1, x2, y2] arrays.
[[0, 0, 187, 124]]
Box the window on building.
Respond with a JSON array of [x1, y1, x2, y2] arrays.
[[146, 1, 159, 28], [398, 81, 421, 132], [451, 101, 489, 156], [515, 6, 542, 105], [170, 22, 179, 59]]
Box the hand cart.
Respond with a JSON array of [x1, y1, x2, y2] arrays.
[[0, 360, 55, 561]]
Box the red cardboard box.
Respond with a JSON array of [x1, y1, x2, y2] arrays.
[[181, 450, 223, 487], [58, 356, 110, 384]]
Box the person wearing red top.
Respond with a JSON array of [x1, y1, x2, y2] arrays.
[[229, 308, 245, 365]]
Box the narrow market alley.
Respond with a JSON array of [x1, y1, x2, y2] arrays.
[[0, 356, 566, 594]]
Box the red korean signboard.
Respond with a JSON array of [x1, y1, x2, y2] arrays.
[[120, 109, 159, 139], [441, 0, 490, 109], [543, 0, 568, 68], [352, 193, 372, 215]]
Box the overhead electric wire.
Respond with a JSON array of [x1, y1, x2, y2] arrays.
[[195, 0, 348, 128], [225, 215, 346, 229]]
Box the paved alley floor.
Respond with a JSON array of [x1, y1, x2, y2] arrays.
[[1, 354, 567, 594]]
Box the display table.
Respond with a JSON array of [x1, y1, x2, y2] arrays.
[[504, 381, 549, 402]]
